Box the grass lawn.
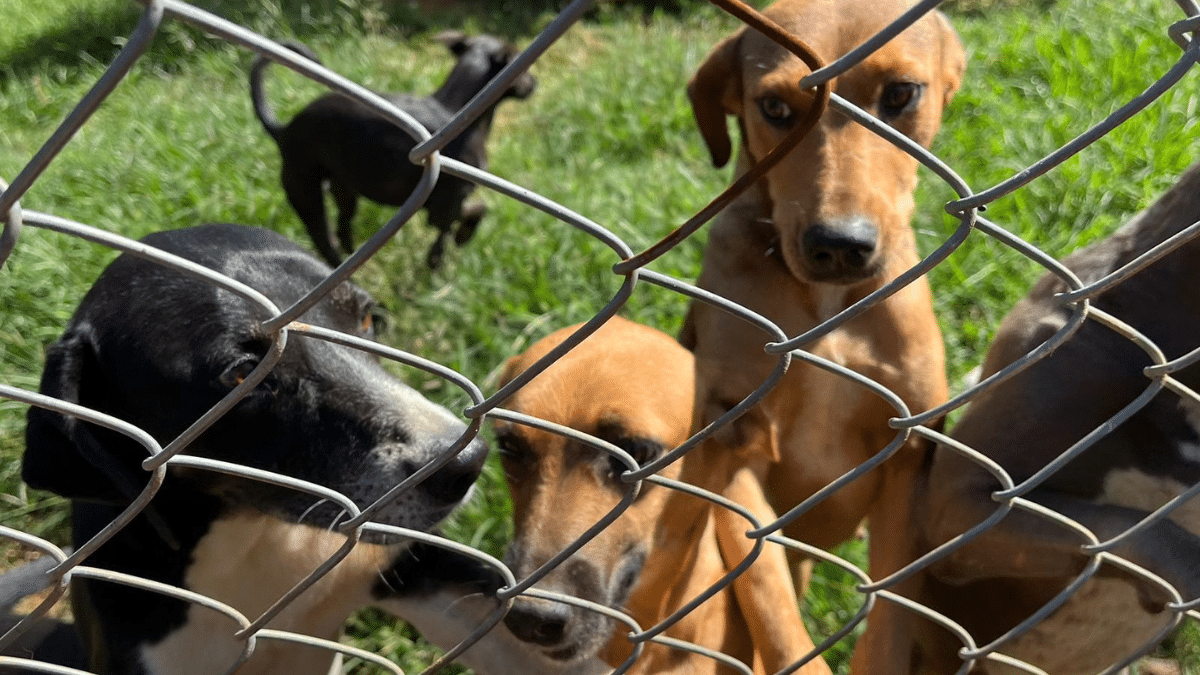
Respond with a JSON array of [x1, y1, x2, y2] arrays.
[[2, 0, 1200, 672]]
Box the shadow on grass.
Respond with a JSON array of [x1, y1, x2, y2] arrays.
[[0, 2, 142, 85], [943, 0, 1057, 16], [1, 0, 716, 86]]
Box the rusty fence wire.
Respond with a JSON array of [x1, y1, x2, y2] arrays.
[[2, 0, 1200, 674]]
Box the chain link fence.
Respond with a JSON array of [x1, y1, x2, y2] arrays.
[[2, 0, 1200, 673]]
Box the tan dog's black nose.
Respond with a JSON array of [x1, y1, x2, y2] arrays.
[[801, 219, 879, 282], [504, 598, 570, 648]]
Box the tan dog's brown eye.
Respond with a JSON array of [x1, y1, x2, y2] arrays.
[[759, 96, 793, 125], [497, 434, 534, 466], [606, 437, 664, 482], [880, 82, 922, 118]]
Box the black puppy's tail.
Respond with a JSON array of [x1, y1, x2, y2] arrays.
[[250, 40, 322, 144]]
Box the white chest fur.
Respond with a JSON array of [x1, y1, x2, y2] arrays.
[[138, 514, 395, 675]]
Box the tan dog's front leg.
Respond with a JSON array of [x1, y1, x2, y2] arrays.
[[716, 465, 833, 675], [849, 462, 928, 675]]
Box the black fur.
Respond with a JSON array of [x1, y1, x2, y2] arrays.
[[250, 33, 536, 269], [21, 224, 488, 674]]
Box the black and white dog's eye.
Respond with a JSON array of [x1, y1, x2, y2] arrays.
[[759, 95, 793, 124], [361, 302, 388, 336], [218, 359, 259, 389], [218, 359, 277, 393], [879, 82, 923, 118]]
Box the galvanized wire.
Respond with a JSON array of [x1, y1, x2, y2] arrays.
[[1, 0, 1199, 674]]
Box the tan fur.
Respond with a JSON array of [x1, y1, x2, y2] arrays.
[[495, 318, 830, 674], [683, 0, 963, 671]]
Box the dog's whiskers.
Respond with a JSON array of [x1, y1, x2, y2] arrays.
[[445, 590, 489, 613], [297, 499, 329, 526], [328, 508, 351, 533], [375, 567, 400, 595]]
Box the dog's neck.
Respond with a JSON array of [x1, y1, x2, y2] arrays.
[[72, 497, 394, 675], [433, 69, 516, 113], [432, 84, 506, 152]]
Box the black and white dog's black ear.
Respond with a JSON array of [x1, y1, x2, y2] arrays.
[[23, 325, 148, 505]]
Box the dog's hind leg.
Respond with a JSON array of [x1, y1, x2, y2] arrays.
[[329, 181, 359, 258], [282, 165, 342, 267], [425, 231, 449, 270], [454, 202, 486, 246], [425, 207, 457, 270]]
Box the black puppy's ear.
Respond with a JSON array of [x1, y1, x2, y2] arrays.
[[23, 327, 150, 504], [433, 30, 469, 56]]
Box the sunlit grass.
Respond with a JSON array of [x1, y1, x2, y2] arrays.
[[2, 0, 1198, 671]]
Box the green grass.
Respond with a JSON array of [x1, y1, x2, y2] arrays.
[[2, 0, 1200, 672]]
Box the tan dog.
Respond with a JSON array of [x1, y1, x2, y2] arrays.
[[682, 0, 964, 670], [493, 317, 831, 675], [896, 164, 1200, 674]]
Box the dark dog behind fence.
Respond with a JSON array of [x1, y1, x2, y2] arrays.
[[2, 0, 1200, 674], [250, 31, 536, 271]]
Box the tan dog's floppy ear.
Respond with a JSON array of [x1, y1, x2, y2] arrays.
[[934, 12, 966, 106], [688, 31, 745, 168], [498, 355, 521, 388], [704, 399, 782, 463], [677, 305, 697, 351]]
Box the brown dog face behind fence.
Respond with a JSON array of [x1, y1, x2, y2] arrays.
[[681, 0, 963, 672], [494, 318, 695, 671], [494, 317, 831, 674], [688, 0, 964, 288], [5, 0, 1200, 674]]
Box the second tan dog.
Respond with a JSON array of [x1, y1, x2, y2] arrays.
[[493, 317, 831, 675], [682, 0, 964, 670]]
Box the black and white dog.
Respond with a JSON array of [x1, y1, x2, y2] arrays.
[[18, 224, 497, 675]]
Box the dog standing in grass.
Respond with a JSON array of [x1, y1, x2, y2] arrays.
[[681, 0, 964, 670], [250, 32, 535, 269]]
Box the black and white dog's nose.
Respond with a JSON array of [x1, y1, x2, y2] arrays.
[[415, 435, 488, 505]]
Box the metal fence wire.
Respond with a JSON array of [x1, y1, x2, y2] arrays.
[[3, 0, 1200, 674]]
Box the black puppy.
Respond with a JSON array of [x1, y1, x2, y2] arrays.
[[250, 32, 536, 270], [21, 224, 489, 675]]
